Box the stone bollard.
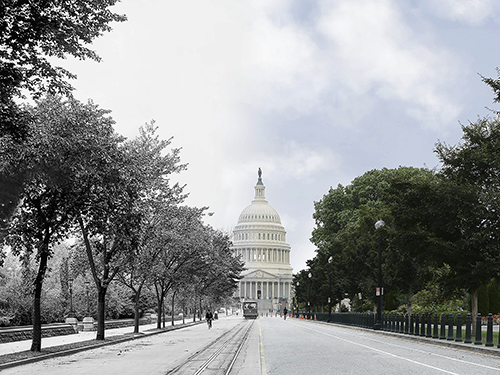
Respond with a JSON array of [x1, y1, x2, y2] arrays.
[[474, 313, 482, 345], [486, 313, 494, 347], [426, 313, 432, 338], [455, 313, 462, 342], [83, 317, 95, 331], [65, 317, 78, 332], [447, 313, 454, 340], [414, 314, 419, 336], [433, 313, 439, 339], [439, 313, 446, 339], [464, 313, 472, 343]]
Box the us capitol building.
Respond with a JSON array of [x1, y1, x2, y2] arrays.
[[231, 168, 293, 313]]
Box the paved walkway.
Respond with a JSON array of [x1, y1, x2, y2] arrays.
[[0, 320, 200, 356]]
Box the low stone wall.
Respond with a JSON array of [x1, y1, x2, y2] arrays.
[[0, 317, 155, 343], [0, 324, 76, 344]]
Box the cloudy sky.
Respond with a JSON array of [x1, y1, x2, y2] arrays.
[[59, 0, 500, 272]]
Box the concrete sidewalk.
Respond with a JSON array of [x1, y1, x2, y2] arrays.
[[0, 320, 201, 356]]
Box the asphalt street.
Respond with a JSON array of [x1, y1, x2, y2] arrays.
[[260, 317, 500, 375], [4, 316, 500, 375]]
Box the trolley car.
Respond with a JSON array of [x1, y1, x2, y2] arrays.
[[242, 301, 258, 319]]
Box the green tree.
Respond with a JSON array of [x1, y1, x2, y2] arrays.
[[435, 114, 500, 322], [488, 279, 500, 315], [310, 167, 468, 316], [2, 96, 120, 351]]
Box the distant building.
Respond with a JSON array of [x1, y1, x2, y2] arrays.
[[231, 168, 293, 313]]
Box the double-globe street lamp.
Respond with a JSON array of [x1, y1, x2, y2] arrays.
[[374, 219, 385, 330]]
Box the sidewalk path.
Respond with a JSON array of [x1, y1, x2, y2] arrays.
[[0, 320, 202, 356]]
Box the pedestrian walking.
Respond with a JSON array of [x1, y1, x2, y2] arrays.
[[206, 311, 213, 329], [283, 307, 288, 320]]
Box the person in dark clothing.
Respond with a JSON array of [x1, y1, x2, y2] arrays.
[[206, 311, 213, 328], [283, 307, 288, 320]]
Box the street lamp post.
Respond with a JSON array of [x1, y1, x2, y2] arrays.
[[296, 281, 299, 317], [308, 272, 312, 319], [328, 256, 333, 322], [84, 280, 90, 316], [374, 219, 385, 330], [68, 278, 74, 317]]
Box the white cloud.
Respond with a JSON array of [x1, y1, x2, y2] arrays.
[[422, 0, 499, 25], [317, 0, 460, 127], [235, 0, 461, 129]]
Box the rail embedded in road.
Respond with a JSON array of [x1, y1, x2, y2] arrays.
[[166, 319, 255, 375]]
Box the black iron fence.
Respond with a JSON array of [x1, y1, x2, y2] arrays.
[[291, 311, 500, 348]]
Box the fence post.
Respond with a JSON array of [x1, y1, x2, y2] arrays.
[[426, 313, 432, 338], [433, 313, 439, 339], [414, 314, 419, 336], [410, 314, 415, 335], [396, 313, 400, 333], [464, 313, 472, 344], [474, 313, 482, 345], [486, 313, 494, 347], [447, 313, 454, 341], [405, 314, 409, 334], [455, 313, 462, 342], [420, 313, 426, 337], [440, 313, 446, 339]]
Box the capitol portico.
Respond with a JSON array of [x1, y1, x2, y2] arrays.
[[232, 169, 293, 313]]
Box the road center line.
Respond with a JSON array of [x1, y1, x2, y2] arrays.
[[259, 319, 268, 375]]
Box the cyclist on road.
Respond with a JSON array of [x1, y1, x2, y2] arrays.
[[206, 311, 213, 329], [283, 307, 288, 320]]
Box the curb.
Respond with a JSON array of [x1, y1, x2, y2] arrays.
[[0, 320, 206, 370], [308, 319, 500, 357]]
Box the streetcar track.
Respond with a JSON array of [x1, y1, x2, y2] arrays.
[[166, 319, 255, 375]]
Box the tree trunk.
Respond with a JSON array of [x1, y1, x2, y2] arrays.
[[171, 291, 176, 326], [162, 300, 166, 328], [406, 285, 412, 316], [156, 293, 164, 330], [96, 286, 107, 340], [30, 250, 48, 352], [471, 287, 478, 336], [133, 289, 141, 334]]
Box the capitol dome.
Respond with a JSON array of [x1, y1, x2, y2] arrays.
[[231, 168, 293, 313], [237, 200, 281, 224]]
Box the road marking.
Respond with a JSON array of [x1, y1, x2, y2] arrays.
[[290, 321, 462, 375], [259, 319, 267, 375], [358, 333, 500, 372]]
